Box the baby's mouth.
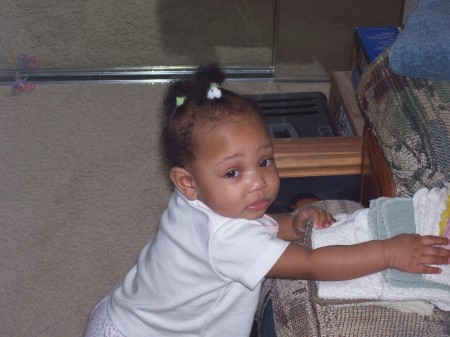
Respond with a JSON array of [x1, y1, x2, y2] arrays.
[[248, 199, 271, 212]]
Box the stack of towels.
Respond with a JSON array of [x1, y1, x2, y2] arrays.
[[312, 184, 450, 311]]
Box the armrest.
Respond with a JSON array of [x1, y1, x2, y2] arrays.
[[360, 126, 396, 206]]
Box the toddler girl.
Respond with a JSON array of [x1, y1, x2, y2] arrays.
[[85, 64, 450, 337]]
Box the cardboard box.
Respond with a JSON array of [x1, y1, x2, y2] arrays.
[[351, 26, 400, 88], [329, 71, 364, 137], [352, 26, 400, 72]]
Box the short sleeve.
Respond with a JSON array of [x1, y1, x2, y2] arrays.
[[209, 219, 289, 290]]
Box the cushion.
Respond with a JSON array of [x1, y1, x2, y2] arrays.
[[389, 0, 450, 81]]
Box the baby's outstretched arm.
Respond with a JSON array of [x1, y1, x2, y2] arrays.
[[267, 233, 450, 280]]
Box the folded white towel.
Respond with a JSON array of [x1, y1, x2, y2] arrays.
[[381, 282, 450, 311], [413, 187, 447, 236], [312, 193, 450, 310], [414, 186, 450, 287], [313, 209, 383, 300], [422, 265, 450, 288]]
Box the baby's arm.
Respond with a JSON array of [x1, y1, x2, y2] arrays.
[[267, 233, 450, 280]]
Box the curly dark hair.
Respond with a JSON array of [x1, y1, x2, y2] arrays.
[[161, 64, 265, 169]]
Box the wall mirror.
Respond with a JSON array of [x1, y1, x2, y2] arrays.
[[0, 0, 403, 82]]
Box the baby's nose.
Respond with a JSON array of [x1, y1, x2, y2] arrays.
[[248, 171, 267, 191]]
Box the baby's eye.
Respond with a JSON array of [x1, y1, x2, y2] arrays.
[[260, 158, 273, 168], [225, 170, 241, 178]]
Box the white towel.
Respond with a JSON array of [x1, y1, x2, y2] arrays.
[[313, 209, 383, 300], [413, 186, 447, 236], [312, 193, 450, 311], [380, 281, 450, 311], [414, 186, 450, 287]]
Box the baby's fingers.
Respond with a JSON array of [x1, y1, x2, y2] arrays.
[[421, 235, 450, 247], [418, 245, 450, 274], [419, 264, 444, 274], [301, 207, 334, 229], [420, 251, 450, 265]]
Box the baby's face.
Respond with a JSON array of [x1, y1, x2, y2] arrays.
[[188, 114, 280, 220]]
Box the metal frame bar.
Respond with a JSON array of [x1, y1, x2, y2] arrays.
[[0, 65, 275, 84]]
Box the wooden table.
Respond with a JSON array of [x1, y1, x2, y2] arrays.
[[273, 136, 363, 178], [273, 133, 394, 207]]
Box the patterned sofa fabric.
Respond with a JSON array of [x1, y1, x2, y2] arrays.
[[357, 51, 450, 197], [256, 200, 450, 336]]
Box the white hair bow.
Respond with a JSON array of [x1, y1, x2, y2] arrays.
[[207, 83, 222, 100]]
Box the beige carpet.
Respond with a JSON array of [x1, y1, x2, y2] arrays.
[[0, 80, 329, 336]]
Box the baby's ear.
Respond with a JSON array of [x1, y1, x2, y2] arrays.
[[169, 167, 197, 200]]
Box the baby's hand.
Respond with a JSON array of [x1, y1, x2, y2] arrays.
[[292, 206, 335, 237], [383, 234, 450, 274]]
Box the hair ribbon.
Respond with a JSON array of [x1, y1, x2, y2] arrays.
[[176, 96, 186, 107], [207, 83, 222, 100]]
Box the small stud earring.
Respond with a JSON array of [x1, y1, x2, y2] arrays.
[[189, 194, 194, 198]]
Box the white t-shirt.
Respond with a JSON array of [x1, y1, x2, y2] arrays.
[[108, 189, 289, 337]]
